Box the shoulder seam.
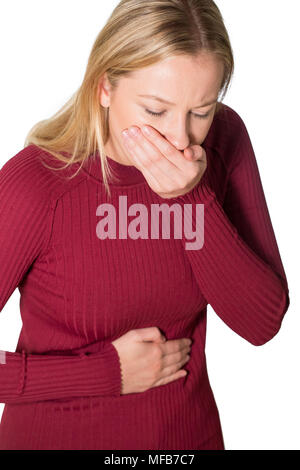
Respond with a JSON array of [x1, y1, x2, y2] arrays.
[[39, 176, 89, 257]]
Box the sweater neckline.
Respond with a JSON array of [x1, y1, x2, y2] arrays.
[[81, 151, 147, 186]]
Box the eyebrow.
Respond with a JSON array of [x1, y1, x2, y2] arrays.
[[137, 94, 218, 109]]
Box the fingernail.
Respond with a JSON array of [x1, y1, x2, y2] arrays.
[[122, 130, 130, 139], [142, 126, 151, 136], [129, 127, 139, 136]]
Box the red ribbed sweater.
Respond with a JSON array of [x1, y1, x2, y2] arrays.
[[0, 104, 289, 450]]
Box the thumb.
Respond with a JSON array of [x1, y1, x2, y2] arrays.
[[184, 145, 204, 162], [135, 327, 166, 343]]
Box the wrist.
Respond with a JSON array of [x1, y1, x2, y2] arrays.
[[162, 172, 215, 205]]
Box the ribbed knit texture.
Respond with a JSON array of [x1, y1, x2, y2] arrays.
[[0, 104, 289, 450]]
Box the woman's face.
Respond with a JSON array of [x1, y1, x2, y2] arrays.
[[100, 52, 224, 165]]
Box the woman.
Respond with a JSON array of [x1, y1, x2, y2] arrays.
[[0, 0, 289, 450]]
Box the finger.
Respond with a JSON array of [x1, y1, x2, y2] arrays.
[[159, 355, 190, 379], [141, 125, 195, 171], [121, 131, 161, 188], [123, 128, 182, 189], [184, 148, 194, 160], [124, 144, 164, 194], [185, 145, 205, 162], [152, 369, 186, 388], [132, 152, 161, 187], [161, 348, 190, 368], [160, 339, 191, 356]]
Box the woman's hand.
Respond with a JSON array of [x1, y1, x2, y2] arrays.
[[111, 327, 192, 395], [121, 125, 207, 199]]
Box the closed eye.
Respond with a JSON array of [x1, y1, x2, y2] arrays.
[[145, 109, 210, 119]]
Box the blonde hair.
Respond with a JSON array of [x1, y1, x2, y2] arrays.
[[25, 0, 234, 198]]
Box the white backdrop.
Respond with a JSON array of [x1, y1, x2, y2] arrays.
[[0, 0, 298, 450]]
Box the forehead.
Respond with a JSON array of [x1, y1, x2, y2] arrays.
[[120, 54, 223, 102]]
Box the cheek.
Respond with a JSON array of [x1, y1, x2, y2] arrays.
[[112, 106, 146, 134], [190, 119, 212, 140]]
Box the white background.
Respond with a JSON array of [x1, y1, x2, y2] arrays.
[[0, 0, 299, 450]]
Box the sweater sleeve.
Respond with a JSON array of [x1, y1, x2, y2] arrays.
[[166, 115, 289, 347], [0, 150, 122, 404]]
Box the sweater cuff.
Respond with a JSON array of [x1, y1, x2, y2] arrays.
[[2, 341, 122, 404], [23, 341, 122, 400]]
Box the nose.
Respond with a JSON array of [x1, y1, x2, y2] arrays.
[[164, 117, 191, 151]]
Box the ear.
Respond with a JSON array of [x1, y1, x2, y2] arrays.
[[99, 73, 112, 108]]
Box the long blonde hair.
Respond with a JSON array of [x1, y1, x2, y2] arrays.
[[25, 0, 234, 198]]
